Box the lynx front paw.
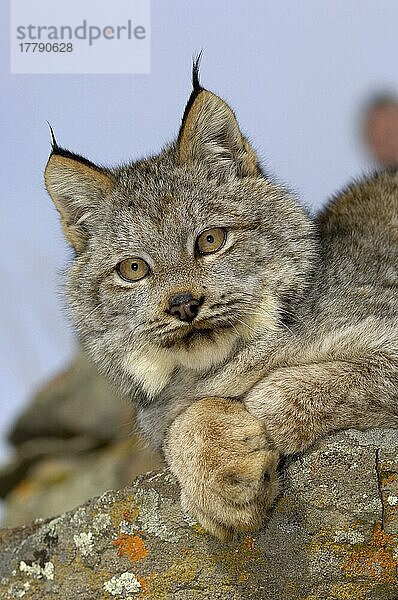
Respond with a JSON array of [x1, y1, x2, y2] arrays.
[[164, 397, 279, 540]]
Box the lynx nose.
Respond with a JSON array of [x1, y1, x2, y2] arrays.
[[168, 292, 201, 322]]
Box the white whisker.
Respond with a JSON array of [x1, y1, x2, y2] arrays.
[[234, 316, 259, 334], [86, 303, 102, 318]]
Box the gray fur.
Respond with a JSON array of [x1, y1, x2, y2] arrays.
[[45, 75, 398, 455]]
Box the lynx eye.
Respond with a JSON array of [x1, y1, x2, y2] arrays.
[[116, 258, 149, 282], [196, 228, 226, 255]]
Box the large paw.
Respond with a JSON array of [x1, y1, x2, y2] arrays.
[[164, 397, 279, 540]]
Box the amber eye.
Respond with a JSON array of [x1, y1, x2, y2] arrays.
[[196, 228, 227, 255], [116, 258, 149, 282]]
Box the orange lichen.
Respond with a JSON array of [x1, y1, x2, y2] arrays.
[[123, 508, 139, 522], [217, 536, 261, 568], [112, 533, 148, 562], [213, 534, 263, 586], [137, 573, 156, 592], [109, 496, 137, 528], [341, 524, 398, 584], [242, 536, 256, 551], [381, 472, 395, 486]]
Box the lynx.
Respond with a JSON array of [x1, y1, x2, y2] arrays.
[[45, 61, 398, 539]]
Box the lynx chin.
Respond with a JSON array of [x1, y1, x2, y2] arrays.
[[45, 58, 398, 540]]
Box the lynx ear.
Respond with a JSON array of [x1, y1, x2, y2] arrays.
[[177, 62, 261, 178], [45, 136, 115, 252]]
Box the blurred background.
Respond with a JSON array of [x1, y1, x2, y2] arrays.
[[1, 0, 397, 525]]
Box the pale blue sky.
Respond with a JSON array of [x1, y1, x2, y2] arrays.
[[1, 0, 397, 463]]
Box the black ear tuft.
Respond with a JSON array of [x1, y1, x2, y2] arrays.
[[45, 123, 103, 171], [177, 56, 262, 177], [178, 53, 205, 145], [47, 121, 59, 152], [192, 51, 203, 93], [49, 146, 102, 170]]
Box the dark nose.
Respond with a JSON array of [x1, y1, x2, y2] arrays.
[[168, 292, 201, 322]]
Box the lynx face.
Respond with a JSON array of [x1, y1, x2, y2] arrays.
[[45, 65, 315, 397]]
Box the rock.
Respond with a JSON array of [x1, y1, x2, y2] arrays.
[[1, 429, 398, 599], [8, 352, 127, 446], [0, 434, 100, 499], [0, 353, 161, 526], [2, 438, 162, 528]]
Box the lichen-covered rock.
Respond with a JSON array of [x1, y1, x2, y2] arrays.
[[0, 353, 161, 527], [1, 429, 398, 600], [2, 438, 162, 528], [8, 352, 126, 446]]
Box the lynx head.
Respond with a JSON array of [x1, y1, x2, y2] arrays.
[[45, 60, 316, 399]]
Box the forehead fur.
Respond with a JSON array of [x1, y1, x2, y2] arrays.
[[105, 145, 294, 228]]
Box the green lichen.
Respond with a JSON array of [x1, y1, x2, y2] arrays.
[[328, 581, 373, 600], [135, 554, 204, 599], [214, 536, 261, 568]]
